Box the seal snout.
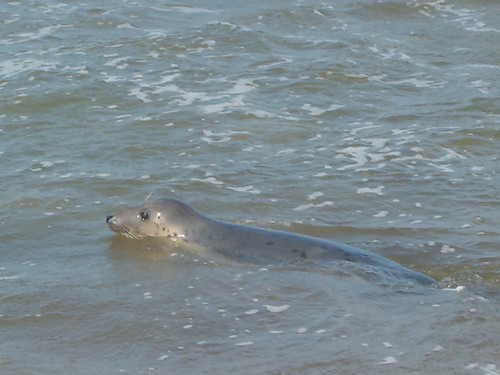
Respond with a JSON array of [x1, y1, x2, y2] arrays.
[[106, 215, 114, 223]]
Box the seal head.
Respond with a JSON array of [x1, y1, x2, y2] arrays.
[[106, 198, 203, 240]]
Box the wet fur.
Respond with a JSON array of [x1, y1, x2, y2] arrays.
[[107, 198, 435, 285]]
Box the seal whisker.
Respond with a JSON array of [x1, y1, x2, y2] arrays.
[[142, 190, 155, 204], [123, 228, 143, 239]]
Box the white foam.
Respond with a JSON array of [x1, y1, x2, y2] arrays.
[[263, 304, 290, 313], [0, 275, 20, 280], [302, 103, 344, 116], [357, 186, 385, 196], [150, 5, 220, 14], [308, 134, 322, 141], [222, 78, 257, 94], [129, 87, 151, 103], [116, 23, 136, 30], [201, 129, 250, 144], [226, 185, 261, 195], [8, 25, 64, 44], [234, 341, 253, 347], [158, 73, 181, 84], [104, 56, 129, 68], [153, 84, 181, 94], [307, 192, 324, 200], [0, 59, 56, 79], [443, 286, 465, 292], [293, 201, 334, 211], [373, 211, 388, 218], [392, 78, 445, 88], [378, 356, 397, 365], [440, 245, 456, 254], [247, 110, 299, 121], [190, 177, 224, 185], [201, 95, 245, 114], [277, 148, 295, 154], [336, 146, 369, 170], [439, 148, 467, 161]]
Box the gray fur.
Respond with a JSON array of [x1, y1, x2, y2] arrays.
[[107, 198, 435, 285]]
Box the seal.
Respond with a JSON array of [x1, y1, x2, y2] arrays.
[[106, 198, 435, 285]]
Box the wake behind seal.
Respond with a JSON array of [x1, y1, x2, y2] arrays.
[[106, 197, 436, 285]]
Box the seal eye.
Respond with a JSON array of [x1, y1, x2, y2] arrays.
[[139, 211, 149, 221]]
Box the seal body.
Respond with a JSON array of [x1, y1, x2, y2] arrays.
[[107, 198, 435, 285]]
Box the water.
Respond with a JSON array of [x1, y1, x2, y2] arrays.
[[1, 0, 499, 374]]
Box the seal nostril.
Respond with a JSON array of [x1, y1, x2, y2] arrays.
[[106, 215, 113, 223]]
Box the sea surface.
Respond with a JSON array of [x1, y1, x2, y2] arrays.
[[1, 0, 499, 374]]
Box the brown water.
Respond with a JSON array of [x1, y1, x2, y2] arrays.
[[1, 0, 499, 374]]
